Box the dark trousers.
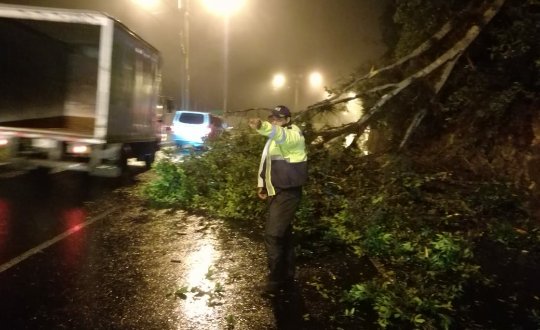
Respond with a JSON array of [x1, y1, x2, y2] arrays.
[[264, 187, 302, 285]]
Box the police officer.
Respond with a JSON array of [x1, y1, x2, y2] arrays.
[[248, 105, 308, 295]]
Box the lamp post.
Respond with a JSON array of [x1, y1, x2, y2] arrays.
[[271, 71, 324, 111], [132, 0, 188, 109], [202, 0, 246, 116], [134, 0, 244, 113], [178, 0, 190, 110]]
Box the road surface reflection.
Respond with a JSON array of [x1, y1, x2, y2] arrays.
[[179, 237, 218, 320], [0, 199, 10, 254]]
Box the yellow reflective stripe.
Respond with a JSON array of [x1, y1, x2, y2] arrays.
[[265, 152, 275, 195]]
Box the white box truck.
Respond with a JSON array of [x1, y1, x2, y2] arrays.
[[0, 4, 162, 177]]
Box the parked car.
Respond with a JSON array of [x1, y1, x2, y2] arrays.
[[171, 111, 226, 149]]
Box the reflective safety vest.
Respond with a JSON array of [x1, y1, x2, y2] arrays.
[[256, 121, 308, 196]]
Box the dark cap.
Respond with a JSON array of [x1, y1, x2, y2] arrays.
[[270, 105, 291, 118]]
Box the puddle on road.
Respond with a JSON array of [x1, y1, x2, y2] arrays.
[[166, 215, 234, 327], [162, 213, 277, 329], [179, 236, 218, 319]]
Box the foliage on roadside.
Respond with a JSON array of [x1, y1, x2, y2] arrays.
[[142, 0, 540, 328], [316, 1, 540, 327], [141, 158, 196, 209], [143, 132, 540, 329], [308, 149, 540, 329], [143, 130, 267, 221]]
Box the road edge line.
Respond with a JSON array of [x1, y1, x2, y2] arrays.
[[0, 207, 119, 273]]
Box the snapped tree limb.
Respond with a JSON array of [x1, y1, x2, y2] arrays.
[[312, 0, 507, 144]]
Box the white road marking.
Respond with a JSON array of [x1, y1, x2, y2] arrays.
[[0, 169, 28, 178], [0, 207, 119, 273]]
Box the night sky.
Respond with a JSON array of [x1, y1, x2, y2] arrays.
[[3, 0, 389, 112]]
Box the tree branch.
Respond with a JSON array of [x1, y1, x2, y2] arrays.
[[227, 107, 273, 115], [313, 0, 506, 144], [399, 109, 427, 149]]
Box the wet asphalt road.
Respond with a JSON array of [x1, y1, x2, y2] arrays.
[[0, 167, 312, 329]]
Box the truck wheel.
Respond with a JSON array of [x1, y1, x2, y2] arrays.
[[117, 146, 134, 184], [119, 148, 129, 174], [144, 153, 155, 169]]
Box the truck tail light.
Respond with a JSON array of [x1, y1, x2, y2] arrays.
[[67, 143, 91, 155], [73, 145, 89, 154]]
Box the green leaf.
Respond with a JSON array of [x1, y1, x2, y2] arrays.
[[414, 314, 426, 324]]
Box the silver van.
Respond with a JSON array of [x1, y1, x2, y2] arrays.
[[171, 111, 225, 148]]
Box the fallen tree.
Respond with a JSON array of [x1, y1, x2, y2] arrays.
[[298, 0, 507, 147]]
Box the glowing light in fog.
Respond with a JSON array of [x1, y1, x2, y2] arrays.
[[272, 73, 286, 90], [309, 71, 323, 88], [202, 0, 246, 16], [132, 0, 159, 9], [0, 138, 8, 146]]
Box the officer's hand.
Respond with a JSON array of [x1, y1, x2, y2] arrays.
[[248, 118, 262, 129], [257, 187, 268, 200]]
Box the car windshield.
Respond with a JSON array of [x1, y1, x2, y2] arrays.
[[178, 113, 204, 124]]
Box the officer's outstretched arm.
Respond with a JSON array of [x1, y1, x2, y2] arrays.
[[256, 121, 303, 145]]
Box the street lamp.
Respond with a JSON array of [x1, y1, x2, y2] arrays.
[[272, 73, 286, 90], [271, 71, 324, 111], [202, 0, 246, 115], [178, 0, 190, 110], [133, 0, 159, 9], [308, 72, 323, 88], [202, 0, 245, 15], [135, 0, 244, 112]]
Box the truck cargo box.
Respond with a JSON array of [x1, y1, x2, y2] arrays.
[[0, 4, 162, 176]]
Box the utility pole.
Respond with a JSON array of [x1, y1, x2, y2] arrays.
[[223, 16, 229, 115], [293, 74, 300, 111], [179, 0, 190, 110]]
